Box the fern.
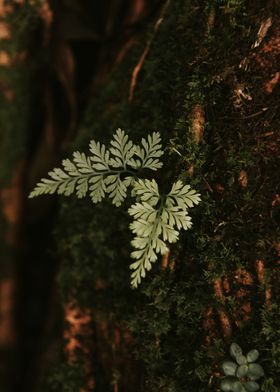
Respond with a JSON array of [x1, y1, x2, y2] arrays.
[[29, 129, 201, 288], [128, 180, 200, 288], [29, 129, 163, 207]]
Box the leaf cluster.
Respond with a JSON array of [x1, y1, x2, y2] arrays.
[[30, 130, 200, 287], [221, 343, 265, 392]]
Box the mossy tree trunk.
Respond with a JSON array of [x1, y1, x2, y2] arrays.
[[44, 1, 279, 391], [1, 1, 280, 392]]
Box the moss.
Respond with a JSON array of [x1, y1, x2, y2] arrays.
[[48, 0, 280, 390]]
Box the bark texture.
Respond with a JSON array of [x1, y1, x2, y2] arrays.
[[0, 1, 279, 392]]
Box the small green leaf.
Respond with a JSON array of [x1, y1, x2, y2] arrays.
[[221, 377, 238, 391], [236, 364, 249, 378], [246, 350, 259, 363], [244, 381, 260, 391], [230, 343, 243, 359], [222, 361, 238, 376], [232, 381, 244, 392], [236, 355, 247, 366], [247, 364, 264, 381]]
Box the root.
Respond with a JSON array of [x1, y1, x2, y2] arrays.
[[129, 0, 171, 101], [255, 260, 272, 306], [213, 278, 232, 339]]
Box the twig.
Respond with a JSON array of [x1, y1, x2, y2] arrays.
[[255, 260, 272, 306], [252, 17, 272, 49], [129, 0, 171, 101], [161, 248, 170, 269], [202, 307, 217, 345], [219, 107, 268, 120], [213, 278, 232, 339]]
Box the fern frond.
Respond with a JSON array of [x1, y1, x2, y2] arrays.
[[128, 202, 157, 222], [89, 175, 106, 203], [128, 179, 200, 288], [166, 180, 201, 209], [29, 129, 201, 289], [89, 141, 110, 170], [133, 179, 160, 206], [161, 206, 192, 230], [106, 174, 127, 206], [73, 151, 93, 173], [29, 168, 72, 198], [29, 129, 164, 207], [135, 131, 164, 171], [109, 128, 135, 168]]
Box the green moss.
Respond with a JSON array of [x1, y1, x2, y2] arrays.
[[47, 0, 280, 390]]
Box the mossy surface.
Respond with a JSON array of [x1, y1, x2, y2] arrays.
[[45, 0, 280, 391]]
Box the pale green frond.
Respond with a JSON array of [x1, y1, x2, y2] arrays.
[[76, 177, 89, 198], [29, 130, 164, 207], [89, 140, 110, 170], [123, 176, 135, 188], [143, 157, 163, 171], [153, 237, 168, 254], [135, 131, 164, 171], [134, 146, 145, 161], [109, 157, 123, 168], [161, 222, 179, 243], [128, 179, 200, 288], [29, 167, 71, 198], [130, 246, 158, 288], [109, 128, 135, 168], [105, 174, 132, 206], [89, 175, 106, 204], [133, 179, 160, 206], [128, 202, 156, 221], [48, 168, 69, 181], [144, 259, 152, 271], [167, 180, 201, 209], [162, 206, 193, 230], [127, 157, 142, 169], [29, 129, 201, 290], [161, 208, 169, 224], [147, 246, 157, 262], [130, 219, 154, 237], [62, 179, 77, 196], [131, 265, 145, 289], [29, 178, 60, 198], [131, 250, 146, 261], [131, 237, 150, 250], [73, 151, 93, 173], [104, 174, 117, 185], [106, 174, 128, 206], [168, 180, 185, 195], [62, 159, 79, 176]]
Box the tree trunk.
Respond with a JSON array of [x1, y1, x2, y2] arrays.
[[0, 1, 279, 391]]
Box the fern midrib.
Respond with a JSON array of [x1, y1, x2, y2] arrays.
[[51, 168, 138, 188], [142, 197, 164, 263]]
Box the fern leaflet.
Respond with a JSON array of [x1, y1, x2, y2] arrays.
[[128, 180, 200, 288]]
